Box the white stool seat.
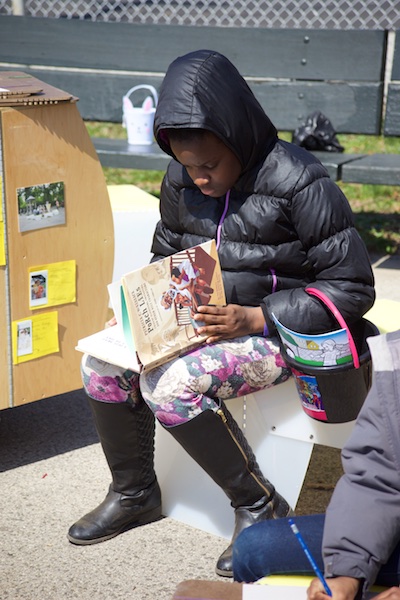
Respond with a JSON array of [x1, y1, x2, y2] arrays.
[[154, 378, 356, 538]]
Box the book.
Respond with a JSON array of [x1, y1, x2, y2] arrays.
[[171, 576, 383, 599], [76, 240, 226, 371]]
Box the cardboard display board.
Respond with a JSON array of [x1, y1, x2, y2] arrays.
[[0, 80, 114, 409], [0, 71, 76, 105]]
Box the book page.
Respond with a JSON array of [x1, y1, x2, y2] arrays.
[[121, 240, 226, 370], [243, 584, 306, 598], [250, 577, 381, 599], [244, 583, 379, 599], [75, 325, 140, 372], [75, 279, 141, 372]]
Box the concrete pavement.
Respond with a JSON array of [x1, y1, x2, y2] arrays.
[[0, 252, 399, 600]]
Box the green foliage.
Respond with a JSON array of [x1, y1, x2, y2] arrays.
[[87, 122, 400, 255], [86, 121, 126, 139], [104, 167, 163, 197], [332, 133, 400, 256], [338, 182, 400, 256]]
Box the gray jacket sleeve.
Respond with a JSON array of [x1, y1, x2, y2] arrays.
[[321, 329, 400, 593]]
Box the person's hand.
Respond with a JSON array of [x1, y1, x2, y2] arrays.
[[307, 576, 360, 600], [194, 304, 264, 343], [105, 315, 117, 328], [372, 588, 400, 599], [308, 577, 400, 600]]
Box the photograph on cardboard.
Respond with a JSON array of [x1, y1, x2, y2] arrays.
[[17, 181, 66, 232], [17, 320, 33, 357], [29, 270, 48, 308]]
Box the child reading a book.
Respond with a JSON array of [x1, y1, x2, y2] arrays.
[[68, 49, 375, 578]]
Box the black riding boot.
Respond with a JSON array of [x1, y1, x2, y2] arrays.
[[68, 398, 162, 545], [166, 403, 293, 577]]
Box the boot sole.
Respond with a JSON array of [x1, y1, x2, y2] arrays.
[[215, 567, 233, 578], [214, 507, 294, 577], [67, 506, 163, 546]]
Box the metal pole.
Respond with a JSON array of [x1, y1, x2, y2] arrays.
[[11, 0, 25, 16]]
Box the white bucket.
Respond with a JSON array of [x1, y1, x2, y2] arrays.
[[122, 85, 158, 146]]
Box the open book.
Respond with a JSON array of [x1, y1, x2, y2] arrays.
[[76, 240, 226, 371]]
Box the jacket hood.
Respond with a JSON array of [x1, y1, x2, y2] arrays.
[[154, 49, 278, 173]]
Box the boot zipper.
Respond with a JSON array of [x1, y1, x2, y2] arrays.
[[216, 408, 272, 499], [216, 408, 248, 462]]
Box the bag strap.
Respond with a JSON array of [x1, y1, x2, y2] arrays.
[[306, 287, 360, 368]]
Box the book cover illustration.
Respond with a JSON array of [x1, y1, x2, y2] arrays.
[[121, 240, 226, 370], [272, 313, 352, 367]]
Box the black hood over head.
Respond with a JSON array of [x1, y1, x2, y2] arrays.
[[154, 49, 278, 174]]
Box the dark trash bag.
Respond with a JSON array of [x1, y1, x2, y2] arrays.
[[292, 111, 344, 153]]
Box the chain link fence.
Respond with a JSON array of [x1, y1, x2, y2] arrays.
[[1, 0, 400, 29]]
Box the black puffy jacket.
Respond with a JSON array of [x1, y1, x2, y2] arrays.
[[152, 49, 375, 335]]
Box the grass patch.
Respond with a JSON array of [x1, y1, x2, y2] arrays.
[[87, 122, 400, 255], [104, 167, 163, 196], [339, 182, 400, 255]]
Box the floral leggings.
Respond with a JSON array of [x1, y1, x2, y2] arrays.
[[81, 335, 291, 426]]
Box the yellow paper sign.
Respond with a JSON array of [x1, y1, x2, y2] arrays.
[[12, 311, 59, 364], [29, 259, 76, 309]]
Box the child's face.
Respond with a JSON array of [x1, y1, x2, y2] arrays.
[[170, 131, 242, 198]]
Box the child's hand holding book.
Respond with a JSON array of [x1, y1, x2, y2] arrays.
[[195, 304, 266, 344]]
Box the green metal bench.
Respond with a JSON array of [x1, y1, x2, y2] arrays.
[[340, 30, 400, 186], [0, 15, 398, 184]]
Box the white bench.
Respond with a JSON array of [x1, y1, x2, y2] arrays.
[[107, 184, 399, 539]]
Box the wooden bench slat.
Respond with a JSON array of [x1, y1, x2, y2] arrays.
[[341, 154, 400, 185], [93, 138, 170, 171], [93, 139, 370, 183], [16, 67, 383, 135], [254, 82, 383, 135], [0, 16, 386, 82], [311, 152, 368, 181]]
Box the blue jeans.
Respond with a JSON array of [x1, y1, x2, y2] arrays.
[[232, 514, 400, 587], [232, 514, 325, 583]]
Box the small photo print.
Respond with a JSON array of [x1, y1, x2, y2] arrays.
[[17, 320, 33, 357], [30, 270, 48, 307], [17, 181, 66, 233]]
